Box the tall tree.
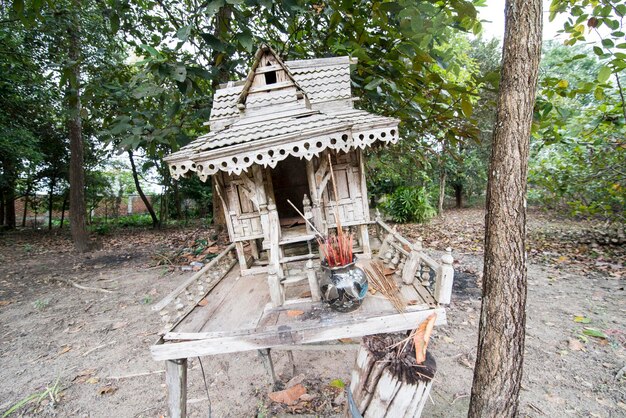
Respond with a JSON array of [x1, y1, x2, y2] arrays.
[[67, 0, 90, 251], [468, 0, 542, 416]]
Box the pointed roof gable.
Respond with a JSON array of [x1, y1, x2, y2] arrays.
[[236, 45, 306, 107]]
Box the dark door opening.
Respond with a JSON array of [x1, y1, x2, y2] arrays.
[[271, 156, 309, 227]]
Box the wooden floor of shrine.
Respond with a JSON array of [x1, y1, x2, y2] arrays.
[[151, 260, 447, 361]]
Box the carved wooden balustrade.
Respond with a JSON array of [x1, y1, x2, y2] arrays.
[[152, 244, 237, 333], [373, 211, 454, 305]]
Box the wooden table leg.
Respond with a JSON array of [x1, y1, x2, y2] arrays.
[[166, 359, 188, 418], [257, 348, 278, 387]]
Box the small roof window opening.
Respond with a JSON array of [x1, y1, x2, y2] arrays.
[[264, 62, 277, 85]]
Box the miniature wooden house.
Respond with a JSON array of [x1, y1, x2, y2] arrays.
[[165, 45, 400, 303]]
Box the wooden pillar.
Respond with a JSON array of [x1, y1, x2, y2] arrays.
[[434, 248, 454, 304], [267, 201, 283, 278], [235, 241, 248, 271], [401, 239, 422, 285], [359, 224, 371, 258], [306, 259, 321, 301], [267, 266, 284, 307], [166, 359, 187, 418], [305, 158, 323, 230]]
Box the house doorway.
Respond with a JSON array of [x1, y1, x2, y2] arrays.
[[271, 156, 309, 228]]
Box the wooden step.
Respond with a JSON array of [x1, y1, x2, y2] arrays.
[[280, 253, 317, 264], [281, 275, 307, 286]]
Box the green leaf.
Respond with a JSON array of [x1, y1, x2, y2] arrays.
[[329, 379, 345, 389], [364, 78, 383, 90], [176, 25, 192, 42], [582, 328, 607, 339], [601, 38, 614, 48], [200, 33, 225, 51], [597, 66, 611, 83], [593, 46, 604, 56], [140, 44, 159, 58], [594, 86, 604, 100], [110, 13, 120, 34], [172, 65, 187, 82], [237, 31, 254, 52], [461, 98, 473, 118], [573, 315, 591, 324]]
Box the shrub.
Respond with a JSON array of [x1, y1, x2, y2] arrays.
[[382, 186, 436, 223]]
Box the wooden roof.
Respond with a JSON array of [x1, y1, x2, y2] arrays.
[[164, 46, 399, 180]]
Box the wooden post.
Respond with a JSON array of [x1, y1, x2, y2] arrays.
[[434, 248, 454, 305], [166, 359, 188, 418], [267, 266, 284, 307], [267, 201, 283, 278], [348, 334, 436, 418], [306, 259, 321, 301], [359, 224, 371, 258], [258, 348, 278, 387], [235, 241, 248, 271], [303, 194, 314, 235], [401, 239, 422, 285]]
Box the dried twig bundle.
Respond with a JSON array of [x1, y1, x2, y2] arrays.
[[364, 260, 406, 312]]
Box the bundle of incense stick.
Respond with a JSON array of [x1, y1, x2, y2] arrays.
[[317, 232, 353, 268], [364, 260, 406, 312]]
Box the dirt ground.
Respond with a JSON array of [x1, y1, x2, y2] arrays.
[[0, 208, 624, 417]]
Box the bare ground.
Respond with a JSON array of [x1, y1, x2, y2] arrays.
[[0, 208, 624, 417]]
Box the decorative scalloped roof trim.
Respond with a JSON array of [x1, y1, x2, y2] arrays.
[[168, 126, 399, 182]]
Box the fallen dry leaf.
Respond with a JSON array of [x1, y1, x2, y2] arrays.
[[58, 345, 72, 355], [98, 385, 118, 395], [287, 310, 304, 317], [197, 298, 209, 307], [73, 369, 97, 383], [268, 383, 307, 405], [85, 377, 100, 384], [383, 268, 396, 276], [568, 338, 584, 351], [338, 338, 353, 343], [0, 300, 14, 307]]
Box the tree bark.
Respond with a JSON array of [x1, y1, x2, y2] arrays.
[[22, 184, 31, 227], [454, 184, 463, 209], [67, 0, 90, 252], [4, 186, 16, 229], [60, 192, 68, 229], [468, 1, 542, 417], [209, 5, 232, 230], [0, 188, 4, 226], [438, 140, 447, 217], [48, 175, 56, 230], [128, 150, 160, 228]]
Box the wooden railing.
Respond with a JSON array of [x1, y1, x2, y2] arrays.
[[374, 213, 454, 305], [152, 243, 237, 332]]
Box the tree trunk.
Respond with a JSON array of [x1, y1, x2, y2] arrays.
[[0, 188, 4, 226], [209, 5, 232, 230], [48, 176, 56, 230], [67, 0, 90, 251], [454, 184, 462, 209], [438, 140, 447, 217], [22, 184, 31, 227], [4, 188, 16, 229], [60, 192, 68, 229], [128, 150, 160, 228], [468, 1, 542, 417]]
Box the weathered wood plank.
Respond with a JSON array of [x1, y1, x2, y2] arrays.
[[151, 308, 446, 361], [152, 243, 235, 312]]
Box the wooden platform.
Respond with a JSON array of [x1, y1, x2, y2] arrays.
[[151, 262, 446, 361]]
